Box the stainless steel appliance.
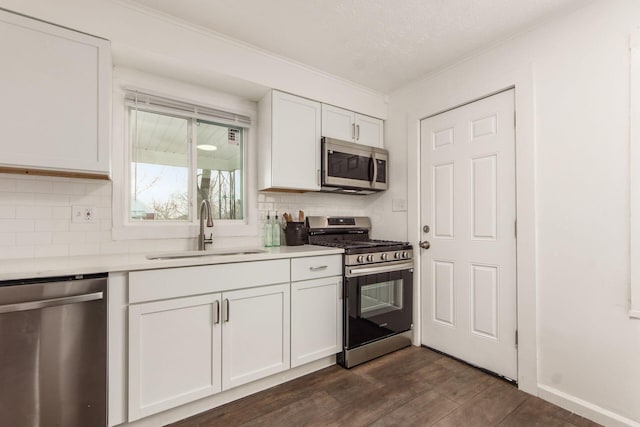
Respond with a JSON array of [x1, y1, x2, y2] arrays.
[[307, 216, 413, 368], [321, 137, 388, 194], [0, 273, 107, 427]]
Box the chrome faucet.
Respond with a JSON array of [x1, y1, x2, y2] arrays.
[[198, 199, 214, 250]]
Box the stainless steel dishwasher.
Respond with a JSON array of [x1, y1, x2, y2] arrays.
[[0, 273, 107, 427]]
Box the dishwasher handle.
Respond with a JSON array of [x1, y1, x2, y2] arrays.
[[0, 291, 104, 314]]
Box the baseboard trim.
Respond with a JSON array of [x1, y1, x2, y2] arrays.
[[537, 384, 640, 427]]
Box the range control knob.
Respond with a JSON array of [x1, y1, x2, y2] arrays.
[[394, 252, 401, 259], [366, 254, 374, 262], [357, 255, 364, 263], [402, 251, 409, 259], [381, 253, 388, 261]]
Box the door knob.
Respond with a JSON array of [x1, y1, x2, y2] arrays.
[[419, 241, 431, 250]]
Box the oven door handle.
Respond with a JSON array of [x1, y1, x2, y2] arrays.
[[346, 261, 413, 277]]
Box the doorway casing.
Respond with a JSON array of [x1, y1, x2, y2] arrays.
[[406, 66, 537, 394]]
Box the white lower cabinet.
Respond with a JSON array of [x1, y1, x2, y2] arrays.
[[124, 255, 340, 423], [128, 294, 222, 421], [127, 281, 290, 421], [291, 276, 342, 368], [222, 284, 290, 390]]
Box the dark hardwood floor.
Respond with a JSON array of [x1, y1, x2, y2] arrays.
[[168, 346, 602, 427]]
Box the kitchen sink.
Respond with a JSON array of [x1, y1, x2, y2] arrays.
[[145, 248, 267, 260]]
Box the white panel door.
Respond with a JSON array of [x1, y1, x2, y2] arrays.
[[128, 294, 222, 421], [222, 283, 290, 390], [420, 89, 517, 380], [291, 276, 342, 367]]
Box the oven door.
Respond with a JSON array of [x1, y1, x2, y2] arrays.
[[344, 261, 413, 350]]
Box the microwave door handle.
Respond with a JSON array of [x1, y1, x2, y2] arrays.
[[368, 154, 374, 185], [370, 153, 378, 187]]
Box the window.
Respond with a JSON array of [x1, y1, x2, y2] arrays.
[[127, 91, 248, 224]]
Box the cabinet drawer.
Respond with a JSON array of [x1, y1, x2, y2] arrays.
[[129, 259, 290, 303], [291, 255, 342, 282]]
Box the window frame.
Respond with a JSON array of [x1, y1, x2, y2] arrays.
[[111, 69, 258, 241]]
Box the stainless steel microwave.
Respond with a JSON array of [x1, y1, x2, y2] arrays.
[[321, 137, 388, 195]]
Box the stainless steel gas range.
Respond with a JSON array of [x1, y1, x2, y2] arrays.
[[307, 216, 414, 368]]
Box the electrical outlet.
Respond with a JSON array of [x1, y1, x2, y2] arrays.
[[72, 206, 97, 223]]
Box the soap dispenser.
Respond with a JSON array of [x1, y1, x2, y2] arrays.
[[272, 211, 281, 247], [264, 211, 273, 247]]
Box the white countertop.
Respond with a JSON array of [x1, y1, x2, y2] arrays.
[[0, 245, 343, 281]]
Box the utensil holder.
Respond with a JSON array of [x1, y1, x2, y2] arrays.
[[284, 222, 308, 246]]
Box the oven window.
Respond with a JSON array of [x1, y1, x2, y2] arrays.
[[360, 279, 403, 317], [346, 268, 413, 349]]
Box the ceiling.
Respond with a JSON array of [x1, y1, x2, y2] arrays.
[[128, 0, 589, 93]]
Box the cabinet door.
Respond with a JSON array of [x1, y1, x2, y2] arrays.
[[291, 276, 342, 368], [128, 294, 222, 421], [0, 10, 110, 175], [355, 114, 384, 148], [271, 91, 321, 191], [222, 283, 290, 390], [321, 104, 355, 142]]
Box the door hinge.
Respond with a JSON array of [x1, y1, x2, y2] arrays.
[[515, 330, 518, 348]]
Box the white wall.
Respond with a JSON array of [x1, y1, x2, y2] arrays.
[[385, 0, 640, 425], [0, 0, 387, 118]]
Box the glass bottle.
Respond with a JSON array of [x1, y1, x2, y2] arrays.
[[272, 211, 281, 247], [264, 211, 273, 247]]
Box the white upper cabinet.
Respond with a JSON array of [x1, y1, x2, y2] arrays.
[[0, 10, 111, 177], [259, 90, 321, 192], [321, 104, 384, 148], [355, 114, 384, 148], [321, 104, 355, 142]]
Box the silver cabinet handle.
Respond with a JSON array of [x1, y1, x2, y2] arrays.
[[224, 298, 230, 322], [356, 124, 360, 140], [310, 265, 328, 271], [351, 123, 355, 139], [0, 292, 103, 314], [214, 300, 220, 324]]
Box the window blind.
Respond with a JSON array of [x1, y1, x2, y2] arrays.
[[124, 89, 251, 127]]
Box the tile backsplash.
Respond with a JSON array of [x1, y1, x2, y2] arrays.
[[257, 192, 366, 222], [0, 174, 113, 259], [0, 173, 369, 259], [257, 191, 367, 246]]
